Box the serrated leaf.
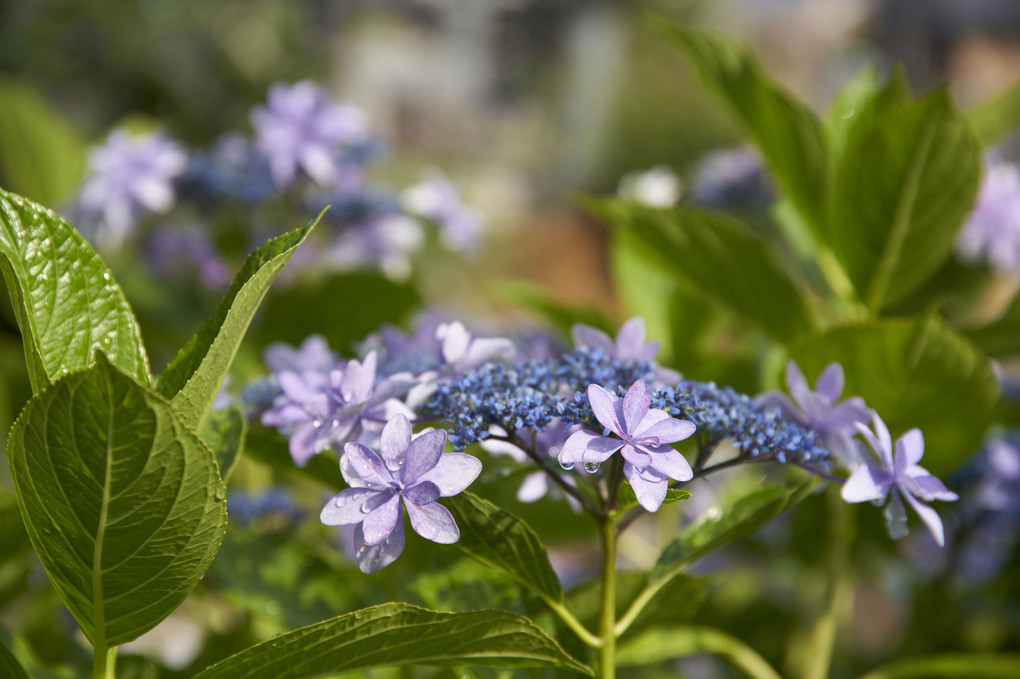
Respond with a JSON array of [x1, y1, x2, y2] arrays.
[[0, 638, 29, 679], [794, 316, 1000, 475], [192, 603, 593, 678], [445, 492, 563, 604], [202, 405, 246, 483], [829, 87, 981, 311], [0, 78, 87, 205], [584, 197, 815, 345], [616, 483, 690, 515], [7, 354, 226, 648], [157, 211, 322, 429], [858, 654, 1020, 679], [657, 21, 829, 232], [968, 79, 1020, 147], [0, 188, 150, 391]]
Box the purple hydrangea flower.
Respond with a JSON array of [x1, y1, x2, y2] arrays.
[[976, 437, 1020, 513], [261, 351, 414, 466], [402, 171, 485, 253], [841, 413, 959, 546], [956, 157, 1020, 273], [251, 81, 371, 189], [559, 380, 696, 512], [320, 414, 482, 573], [758, 362, 871, 468], [481, 419, 581, 508], [327, 213, 425, 280], [264, 334, 339, 374], [145, 226, 230, 290], [75, 130, 187, 246], [573, 317, 680, 385]]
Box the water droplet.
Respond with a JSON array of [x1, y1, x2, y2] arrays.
[[584, 461, 600, 474], [102, 272, 111, 281], [385, 458, 401, 472], [312, 418, 323, 428], [559, 461, 575, 471], [214, 487, 226, 501], [359, 502, 373, 514]]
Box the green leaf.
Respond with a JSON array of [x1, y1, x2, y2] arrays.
[[202, 404, 247, 483], [968, 79, 1020, 147], [858, 654, 1020, 679], [583, 197, 815, 345], [0, 637, 29, 679], [609, 228, 680, 360], [0, 490, 30, 566], [0, 188, 150, 391], [656, 21, 829, 232], [617, 483, 690, 515], [192, 603, 593, 678], [829, 86, 981, 311], [444, 491, 563, 604], [0, 78, 87, 205], [965, 293, 1020, 357], [491, 279, 615, 338], [7, 354, 226, 648], [794, 316, 1000, 475], [157, 211, 321, 429], [616, 625, 781, 679], [653, 480, 817, 579], [825, 65, 883, 160]]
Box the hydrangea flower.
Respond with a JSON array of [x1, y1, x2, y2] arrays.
[[264, 334, 339, 374], [841, 413, 958, 546], [956, 156, 1020, 273], [402, 171, 485, 253], [559, 380, 696, 512], [758, 362, 871, 468], [144, 226, 230, 289], [572, 317, 680, 385], [75, 129, 187, 246], [617, 165, 682, 207], [320, 414, 481, 573], [251, 81, 371, 189]]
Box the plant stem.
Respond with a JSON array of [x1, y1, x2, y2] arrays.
[[93, 646, 116, 679], [598, 516, 617, 679], [545, 599, 602, 648], [683, 627, 784, 679]]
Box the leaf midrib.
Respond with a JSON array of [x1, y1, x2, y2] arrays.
[[92, 365, 115, 654]]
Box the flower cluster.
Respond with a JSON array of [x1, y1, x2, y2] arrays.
[[956, 155, 1020, 274]]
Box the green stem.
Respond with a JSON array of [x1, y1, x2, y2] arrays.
[[682, 627, 784, 679], [544, 599, 602, 648], [598, 516, 617, 679], [93, 646, 116, 679]]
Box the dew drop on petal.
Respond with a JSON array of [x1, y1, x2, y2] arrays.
[[584, 461, 600, 474], [560, 461, 575, 471]]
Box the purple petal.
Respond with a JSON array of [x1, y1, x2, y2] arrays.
[[405, 500, 460, 543], [278, 371, 312, 402], [460, 338, 515, 371], [902, 491, 947, 547], [402, 429, 447, 485], [572, 324, 614, 354], [814, 363, 845, 403], [614, 317, 647, 360], [379, 415, 412, 472], [289, 422, 320, 466], [263, 403, 309, 428], [343, 442, 394, 487], [905, 473, 958, 503], [440, 322, 471, 365], [841, 465, 890, 503], [416, 452, 482, 496], [479, 439, 529, 463], [355, 518, 405, 574], [871, 413, 893, 463], [320, 488, 381, 525], [757, 392, 806, 426], [516, 472, 548, 503], [897, 429, 925, 468], [785, 361, 813, 412], [622, 380, 651, 434], [624, 463, 668, 512], [559, 430, 625, 466], [620, 443, 652, 470], [635, 417, 696, 446], [817, 398, 870, 432], [341, 352, 377, 404], [361, 493, 401, 546], [647, 448, 693, 482], [587, 384, 623, 435], [403, 481, 441, 505]]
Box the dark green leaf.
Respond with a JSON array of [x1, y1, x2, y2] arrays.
[[0, 78, 87, 205], [192, 603, 593, 678], [859, 654, 1020, 679], [616, 483, 690, 515], [0, 188, 150, 391], [968, 78, 1020, 147], [445, 491, 563, 604], [794, 316, 1000, 475], [0, 490, 30, 566], [7, 354, 226, 648], [0, 637, 28, 679], [657, 21, 829, 232], [584, 197, 815, 345], [157, 212, 321, 429], [202, 404, 247, 483], [965, 293, 1020, 357], [829, 87, 981, 311]]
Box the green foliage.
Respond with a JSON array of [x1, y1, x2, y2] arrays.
[[0, 78, 87, 206], [616, 483, 690, 515], [608, 228, 680, 359], [445, 492, 564, 604], [825, 65, 883, 160], [0, 188, 150, 391], [965, 294, 1020, 358], [201, 404, 247, 483], [615, 625, 781, 679], [828, 82, 981, 311], [584, 197, 815, 345], [191, 603, 593, 678], [968, 79, 1020, 147], [7, 354, 226, 648], [794, 315, 1000, 475], [157, 211, 321, 429], [0, 637, 29, 679], [859, 654, 1020, 679]]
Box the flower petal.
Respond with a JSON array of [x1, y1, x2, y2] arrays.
[[439, 321, 471, 365], [379, 414, 412, 472], [587, 384, 623, 435], [841, 465, 890, 503], [405, 500, 460, 543], [817, 398, 870, 432], [403, 481, 441, 506], [361, 492, 401, 546], [355, 518, 405, 574], [278, 371, 312, 402], [289, 422, 320, 466], [647, 448, 693, 482], [624, 463, 668, 512], [815, 363, 845, 403], [572, 324, 614, 354], [635, 417, 696, 446], [320, 488, 381, 525], [757, 392, 806, 425], [902, 491, 947, 547], [622, 380, 651, 434], [559, 430, 625, 466], [516, 472, 548, 503], [460, 338, 515, 371], [785, 361, 813, 412], [402, 429, 448, 485], [897, 429, 925, 469], [905, 473, 959, 503], [416, 452, 482, 496], [341, 352, 377, 404], [343, 441, 393, 487], [614, 317, 647, 360]]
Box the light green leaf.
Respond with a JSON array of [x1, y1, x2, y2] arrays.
[[192, 603, 593, 678], [829, 87, 981, 311], [0, 638, 29, 679], [201, 404, 246, 483], [157, 211, 322, 429], [444, 492, 563, 604], [0, 78, 87, 206], [858, 654, 1020, 679], [968, 79, 1020, 147], [825, 65, 883, 159], [0, 188, 150, 391], [616, 625, 781, 679], [7, 354, 226, 648], [794, 316, 1000, 475], [584, 197, 816, 345], [657, 21, 829, 232], [617, 483, 690, 515]]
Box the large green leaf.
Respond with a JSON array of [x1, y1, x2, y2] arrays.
[[609, 228, 678, 359], [0, 188, 150, 391], [0, 78, 87, 205], [657, 21, 829, 232], [825, 65, 883, 160], [968, 79, 1020, 147], [829, 86, 981, 311], [192, 603, 592, 678], [445, 492, 563, 604], [584, 197, 815, 345], [0, 637, 29, 679], [858, 654, 1020, 679], [201, 404, 246, 483], [794, 316, 999, 475], [157, 212, 321, 429], [7, 354, 226, 648]]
